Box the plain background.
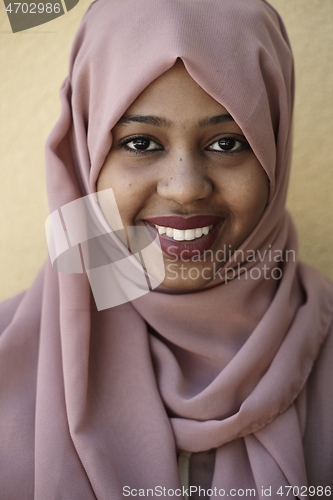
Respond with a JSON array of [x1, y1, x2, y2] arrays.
[[0, 0, 332, 301]]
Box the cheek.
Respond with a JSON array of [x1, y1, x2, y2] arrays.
[[220, 162, 269, 223], [97, 160, 153, 225]]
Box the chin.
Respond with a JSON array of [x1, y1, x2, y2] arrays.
[[161, 277, 211, 292], [160, 259, 219, 292]]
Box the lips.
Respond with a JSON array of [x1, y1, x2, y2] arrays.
[[144, 215, 224, 258]]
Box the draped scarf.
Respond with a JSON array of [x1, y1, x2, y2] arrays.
[[0, 0, 333, 498]]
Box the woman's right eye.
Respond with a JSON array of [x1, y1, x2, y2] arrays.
[[120, 136, 163, 153]]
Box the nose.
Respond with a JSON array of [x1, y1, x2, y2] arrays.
[[156, 152, 213, 206]]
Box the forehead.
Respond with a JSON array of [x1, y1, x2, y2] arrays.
[[120, 61, 230, 126]]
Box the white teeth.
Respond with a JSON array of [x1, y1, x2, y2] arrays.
[[153, 224, 213, 241], [173, 229, 185, 241], [185, 229, 196, 241]]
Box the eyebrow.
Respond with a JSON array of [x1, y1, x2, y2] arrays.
[[198, 114, 234, 127], [115, 114, 172, 127], [115, 113, 234, 128]]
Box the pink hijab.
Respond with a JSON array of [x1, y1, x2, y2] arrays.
[[1, 0, 333, 498]]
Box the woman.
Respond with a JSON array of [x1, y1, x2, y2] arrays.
[[0, 0, 332, 498]]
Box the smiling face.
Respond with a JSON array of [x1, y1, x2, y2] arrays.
[[97, 60, 269, 291]]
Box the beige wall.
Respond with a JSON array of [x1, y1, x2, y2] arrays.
[[0, 0, 332, 301]]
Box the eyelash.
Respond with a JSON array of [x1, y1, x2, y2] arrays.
[[119, 135, 164, 155], [118, 134, 250, 155]]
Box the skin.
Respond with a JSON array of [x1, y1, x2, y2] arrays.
[[97, 60, 269, 291]]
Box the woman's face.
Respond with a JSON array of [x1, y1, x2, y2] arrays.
[[97, 60, 269, 291]]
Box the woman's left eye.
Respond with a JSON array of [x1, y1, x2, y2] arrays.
[[121, 136, 163, 153], [207, 137, 249, 153]]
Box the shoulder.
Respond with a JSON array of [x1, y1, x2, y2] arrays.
[[302, 264, 333, 422], [302, 291, 333, 485], [294, 262, 333, 483]]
